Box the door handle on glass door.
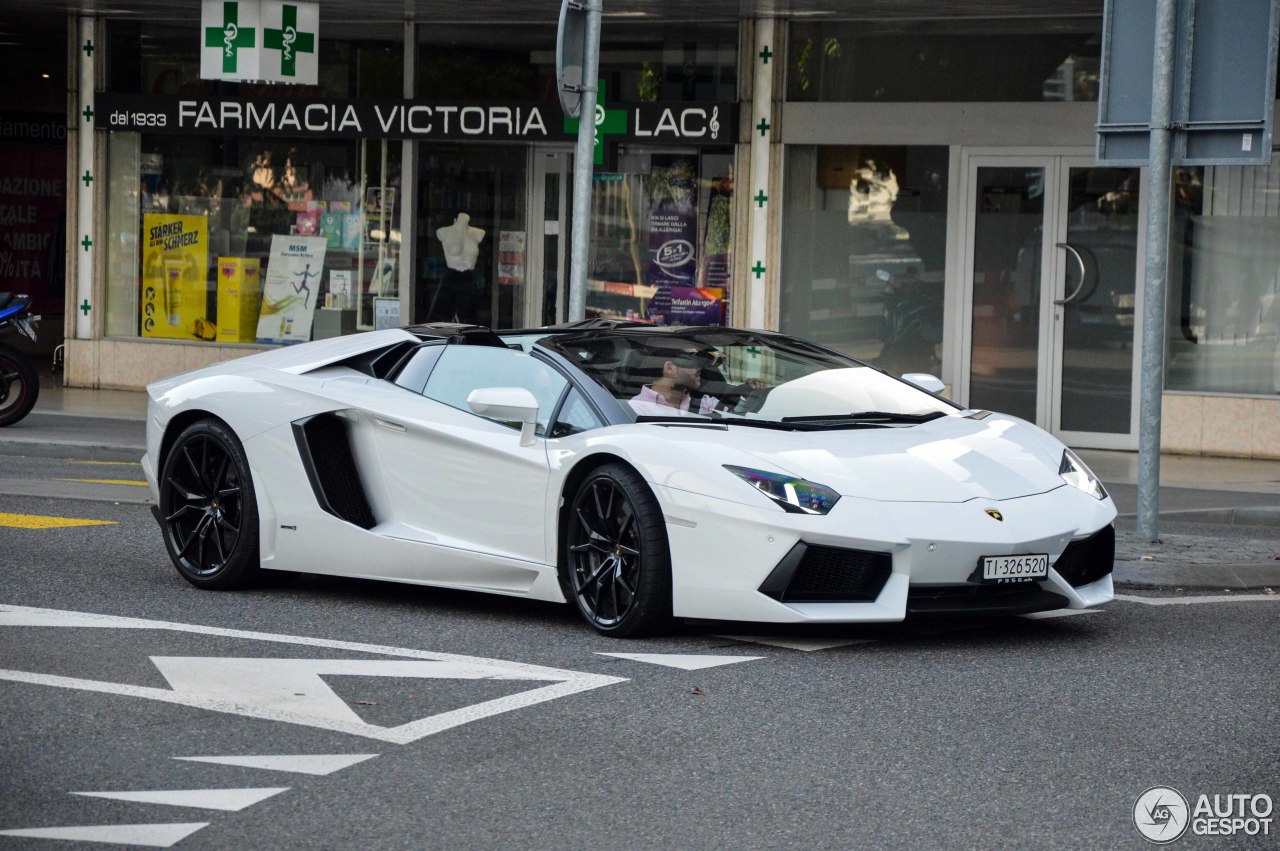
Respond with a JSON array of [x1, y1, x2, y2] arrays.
[[1053, 242, 1087, 306]]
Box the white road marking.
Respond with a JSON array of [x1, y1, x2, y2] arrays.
[[0, 605, 626, 744], [596, 653, 763, 670], [151, 657, 554, 727], [1115, 593, 1280, 606], [714, 635, 876, 652], [72, 787, 288, 812], [0, 823, 208, 847], [175, 754, 378, 776], [1019, 609, 1104, 620], [0, 609, 150, 628]]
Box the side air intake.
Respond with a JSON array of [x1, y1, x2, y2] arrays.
[[292, 413, 376, 529]]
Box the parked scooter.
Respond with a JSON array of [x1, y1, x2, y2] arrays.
[[0, 292, 40, 427]]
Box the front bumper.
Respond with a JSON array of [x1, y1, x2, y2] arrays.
[[654, 482, 1116, 623]]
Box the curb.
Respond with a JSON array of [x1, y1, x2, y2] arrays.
[[1114, 561, 1279, 591], [0, 439, 144, 463]]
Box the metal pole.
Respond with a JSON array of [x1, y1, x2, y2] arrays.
[[566, 1, 602, 323], [1136, 0, 1179, 542]]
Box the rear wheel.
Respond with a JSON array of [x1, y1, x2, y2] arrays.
[[0, 343, 39, 427], [565, 464, 671, 637], [158, 418, 260, 589]]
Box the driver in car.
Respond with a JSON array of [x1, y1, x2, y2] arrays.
[[629, 348, 721, 416]]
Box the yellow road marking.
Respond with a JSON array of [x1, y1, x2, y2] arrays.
[[55, 478, 149, 487], [0, 513, 118, 529], [71, 460, 141, 467]]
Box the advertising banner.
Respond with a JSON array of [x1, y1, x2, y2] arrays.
[[669, 287, 725, 326], [0, 140, 66, 317], [141, 213, 210, 340], [256, 234, 326, 344], [645, 156, 699, 323]]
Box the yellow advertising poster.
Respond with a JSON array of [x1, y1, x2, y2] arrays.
[[141, 213, 210, 340]]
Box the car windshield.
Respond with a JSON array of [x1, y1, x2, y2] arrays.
[[537, 329, 959, 426]]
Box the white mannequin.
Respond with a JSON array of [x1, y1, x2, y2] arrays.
[[436, 212, 485, 272]]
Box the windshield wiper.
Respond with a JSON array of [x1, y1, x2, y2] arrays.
[[635, 415, 806, 431], [779, 410, 947, 425]]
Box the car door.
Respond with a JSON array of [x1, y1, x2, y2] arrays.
[[363, 344, 569, 569]]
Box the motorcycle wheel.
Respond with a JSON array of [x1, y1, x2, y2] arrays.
[[0, 343, 39, 427]]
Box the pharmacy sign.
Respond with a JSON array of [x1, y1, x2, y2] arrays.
[[199, 0, 319, 85]]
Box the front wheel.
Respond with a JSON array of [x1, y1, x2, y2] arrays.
[[158, 418, 260, 589], [0, 343, 39, 427], [565, 464, 672, 637]]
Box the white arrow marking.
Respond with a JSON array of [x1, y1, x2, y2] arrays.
[[1116, 593, 1280, 606], [714, 635, 875, 652], [0, 605, 626, 744], [0, 823, 208, 847], [175, 754, 377, 776], [1020, 609, 1104, 619], [596, 653, 762, 670], [150, 657, 552, 727], [72, 787, 288, 812]]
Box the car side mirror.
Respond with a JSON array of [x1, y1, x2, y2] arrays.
[[902, 373, 946, 395], [467, 387, 540, 446]]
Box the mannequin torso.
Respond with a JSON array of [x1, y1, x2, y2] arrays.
[[436, 213, 485, 272]]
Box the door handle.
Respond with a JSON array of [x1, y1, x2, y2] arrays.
[[372, 416, 407, 433], [1053, 242, 1087, 306]]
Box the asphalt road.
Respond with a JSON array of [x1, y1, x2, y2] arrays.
[[1, 492, 1278, 849]]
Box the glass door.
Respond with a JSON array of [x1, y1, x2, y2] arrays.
[[962, 154, 1142, 448]]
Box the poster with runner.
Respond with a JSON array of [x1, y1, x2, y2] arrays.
[[256, 234, 326, 344]]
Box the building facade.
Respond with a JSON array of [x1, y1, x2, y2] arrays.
[[6, 2, 1279, 457]]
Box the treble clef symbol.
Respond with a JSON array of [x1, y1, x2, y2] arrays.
[[709, 107, 720, 140]]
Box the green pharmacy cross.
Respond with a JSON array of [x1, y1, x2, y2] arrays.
[[264, 4, 315, 78], [205, 1, 256, 75], [80, 300, 91, 316], [563, 81, 627, 167]]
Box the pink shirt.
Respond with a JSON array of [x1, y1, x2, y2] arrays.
[[629, 384, 718, 417]]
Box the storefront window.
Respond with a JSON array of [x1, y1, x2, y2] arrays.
[[101, 20, 405, 345], [780, 145, 948, 377], [787, 18, 1100, 103], [415, 145, 527, 329], [105, 132, 400, 343], [585, 147, 735, 325], [1166, 162, 1280, 396]]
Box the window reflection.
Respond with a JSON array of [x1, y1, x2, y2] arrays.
[[781, 146, 948, 377]]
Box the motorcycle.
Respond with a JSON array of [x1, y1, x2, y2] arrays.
[[0, 292, 40, 427]]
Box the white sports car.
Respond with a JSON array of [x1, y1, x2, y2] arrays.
[[143, 322, 1115, 637]]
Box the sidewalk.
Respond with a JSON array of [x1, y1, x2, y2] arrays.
[[2, 383, 1278, 592]]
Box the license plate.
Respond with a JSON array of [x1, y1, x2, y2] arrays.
[[980, 553, 1049, 583]]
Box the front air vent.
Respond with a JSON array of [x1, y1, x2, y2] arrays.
[[1052, 524, 1115, 588], [759, 543, 892, 603], [292, 413, 376, 529]]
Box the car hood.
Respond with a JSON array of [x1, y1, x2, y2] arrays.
[[717, 413, 1066, 503]]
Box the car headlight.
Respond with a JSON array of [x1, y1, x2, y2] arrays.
[[724, 465, 841, 515], [1059, 448, 1107, 500]]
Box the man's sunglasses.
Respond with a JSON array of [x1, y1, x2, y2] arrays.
[[671, 351, 724, 369]]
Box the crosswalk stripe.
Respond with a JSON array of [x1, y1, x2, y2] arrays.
[[55, 477, 149, 487], [0, 512, 117, 529], [0, 823, 208, 847], [72, 787, 289, 811]]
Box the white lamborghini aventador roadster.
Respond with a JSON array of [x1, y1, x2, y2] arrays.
[[143, 321, 1116, 636]]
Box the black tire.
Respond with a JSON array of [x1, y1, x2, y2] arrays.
[[564, 463, 672, 637], [158, 418, 260, 590], [0, 343, 39, 428]]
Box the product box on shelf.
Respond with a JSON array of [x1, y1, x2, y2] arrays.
[[216, 257, 262, 343]]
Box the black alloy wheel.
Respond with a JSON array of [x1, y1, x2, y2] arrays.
[[0, 343, 39, 427], [159, 418, 260, 589], [566, 464, 671, 637]]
